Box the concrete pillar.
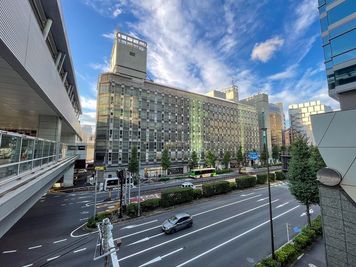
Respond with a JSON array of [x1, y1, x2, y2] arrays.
[[62, 71, 68, 83], [37, 115, 61, 142], [42, 18, 53, 40], [63, 165, 74, 187]]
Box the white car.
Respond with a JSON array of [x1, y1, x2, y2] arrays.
[[181, 182, 196, 189]]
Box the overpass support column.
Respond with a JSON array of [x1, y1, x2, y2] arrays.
[[37, 115, 62, 160], [61, 134, 76, 187], [63, 165, 74, 187]]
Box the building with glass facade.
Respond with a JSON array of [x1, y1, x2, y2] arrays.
[[311, 1, 356, 266], [95, 32, 260, 176], [288, 100, 332, 144], [269, 103, 284, 148]]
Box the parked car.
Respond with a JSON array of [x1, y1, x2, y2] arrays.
[[161, 212, 193, 234], [181, 182, 196, 189]]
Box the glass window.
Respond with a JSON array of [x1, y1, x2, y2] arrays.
[[20, 138, 34, 161], [323, 44, 332, 61], [330, 19, 356, 38], [328, 0, 356, 25], [331, 29, 356, 56], [333, 49, 356, 65], [318, 0, 326, 6], [0, 134, 21, 165], [320, 16, 329, 33], [335, 65, 356, 86]]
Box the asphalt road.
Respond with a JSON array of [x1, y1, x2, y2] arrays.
[[0, 181, 319, 267]]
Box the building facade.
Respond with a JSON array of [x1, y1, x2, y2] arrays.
[[94, 32, 260, 176], [269, 103, 284, 148], [240, 93, 272, 158], [311, 1, 356, 266], [288, 100, 332, 144]]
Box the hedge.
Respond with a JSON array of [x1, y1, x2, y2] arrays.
[[235, 176, 256, 189], [87, 211, 112, 228], [192, 189, 203, 199], [229, 181, 237, 190], [275, 171, 286, 181], [256, 173, 275, 184], [216, 168, 233, 174], [159, 177, 170, 182], [202, 181, 231, 197], [141, 198, 161, 212], [126, 203, 138, 217], [160, 187, 194, 207], [255, 215, 322, 267]]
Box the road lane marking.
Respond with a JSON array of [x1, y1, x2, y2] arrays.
[[47, 255, 60, 261], [80, 217, 89, 221], [123, 220, 159, 229], [71, 222, 98, 237], [2, 250, 16, 254], [241, 193, 255, 197], [127, 232, 165, 246], [257, 197, 269, 202], [81, 211, 89, 214], [118, 200, 278, 262], [108, 206, 115, 209], [21, 264, 33, 267], [73, 248, 87, 253], [61, 204, 66, 206], [176, 205, 300, 267], [53, 239, 67, 244], [28, 245, 42, 250], [139, 248, 184, 267], [276, 202, 289, 208]]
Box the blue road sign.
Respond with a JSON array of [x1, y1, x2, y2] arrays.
[[293, 226, 301, 233], [248, 151, 260, 160]]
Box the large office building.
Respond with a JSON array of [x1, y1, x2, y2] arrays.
[[0, 0, 82, 237], [311, 1, 356, 266], [269, 103, 285, 148], [288, 100, 332, 144], [95, 32, 260, 177], [240, 93, 272, 158]]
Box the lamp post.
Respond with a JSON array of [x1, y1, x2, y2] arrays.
[[261, 127, 276, 260]]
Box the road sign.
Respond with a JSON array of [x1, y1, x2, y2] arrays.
[[248, 151, 260, 160], [293, 226, 301, 233]]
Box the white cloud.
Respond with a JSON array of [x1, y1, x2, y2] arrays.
[[268, 65, 298, 81], [292, 0, 319, 37], [88, 58, 110, 72], [80, 111, 96, 126], [80, 96, 97, 110], [251, 37, 284, 63], [112, 8, 122, 17], [102, 31, 116, 40], [82, 0, 125, 18]]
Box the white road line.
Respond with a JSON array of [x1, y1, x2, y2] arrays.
[[47, 255, 60, 261], [28, 245, 42, 250], [297, 253, 304, 260], [2, 250, 16, 254], [176, 205, 300, 267], [73, 248, 87, 253], [61, 204, 66, 206], [71, 222, 98, 238], [139, 248, 184, 267], [127, 232, 165, 246], [80, 217, 89, 221], [21, 264, 33, 267], [80, 211, 89, 214], [123, 220, 158, 229], [241, 192, 255, 197], [257, 197, 269, 202], [108, 206, 115, 209], [276, 202, 289, 208], [53, 238, 67, 244], [118, 200, 278, 262]]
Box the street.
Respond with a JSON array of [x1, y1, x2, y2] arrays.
[[0, 182, 319, 267]]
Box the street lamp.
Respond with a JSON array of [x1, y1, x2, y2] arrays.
[[261, 127, 276, 260]]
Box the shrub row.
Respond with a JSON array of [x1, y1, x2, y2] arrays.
[[275, 171, 286, 181], [216, 168, 233, 174], [202, 181, 231, 197], [256, 173, 276, 184], [235, 176, 257, 189], [255, 216, 322, 267], [160, 187, 194, 207], [87, 211, 112, 228]]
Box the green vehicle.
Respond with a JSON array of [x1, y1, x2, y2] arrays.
[[189, 168, 216, 178]]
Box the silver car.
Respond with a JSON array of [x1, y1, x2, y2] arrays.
[[161, 212, 193, 234]]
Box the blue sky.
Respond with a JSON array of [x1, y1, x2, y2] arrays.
[[61, 0, 339, 126]]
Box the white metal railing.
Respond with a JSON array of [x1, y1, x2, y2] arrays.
[[0, 130, 69, 181]]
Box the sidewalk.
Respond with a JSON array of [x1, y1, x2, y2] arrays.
[[293, 237, 326, 267]]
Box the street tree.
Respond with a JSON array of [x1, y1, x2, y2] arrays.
[[222, 151, 231, 169], [309, 146, 326, 176], [288, 136, 319, 226], [205, 150, 216, 168], [189, 151, 198, 170], [161, 147, 171, 175], [236, 145, 244, 172], [128, 146, 139, 180], [272, 145, 280, 163]]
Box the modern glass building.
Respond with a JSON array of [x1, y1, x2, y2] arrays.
[[319, 0, 356, 109], [269, 103, 284, 148], [95, 32, 260, 176]]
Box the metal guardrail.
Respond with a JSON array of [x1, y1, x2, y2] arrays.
[[0, 130, 68, 183]]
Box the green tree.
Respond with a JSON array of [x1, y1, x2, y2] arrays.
[[189, 151, 198, 170], [128, 146, 139, 175], [236, 145, 244, 173], [280, 145, 286, 154], [205, 150, 216, 168], [161, 147, 171, 175], [309, 146, 326, 176], [272, 145, 280, 163], [288, 136, 319, 226], [222, 151, 231, 169]]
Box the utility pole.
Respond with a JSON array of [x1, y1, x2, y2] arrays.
[[137, 162, 141, 216], [116, 169, 124, 218], [94, 170, 98, 218], [261, 126, 276, 260]]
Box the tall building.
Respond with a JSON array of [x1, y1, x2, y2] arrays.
[[311, 1, 356, 266], [240, 93, 272, 158], [81, 124, 95, 162], [94, 32, 260, 177], [288, 100, 332, 144], [269, 103, 284, 148], [0, 0, 82, 237]]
